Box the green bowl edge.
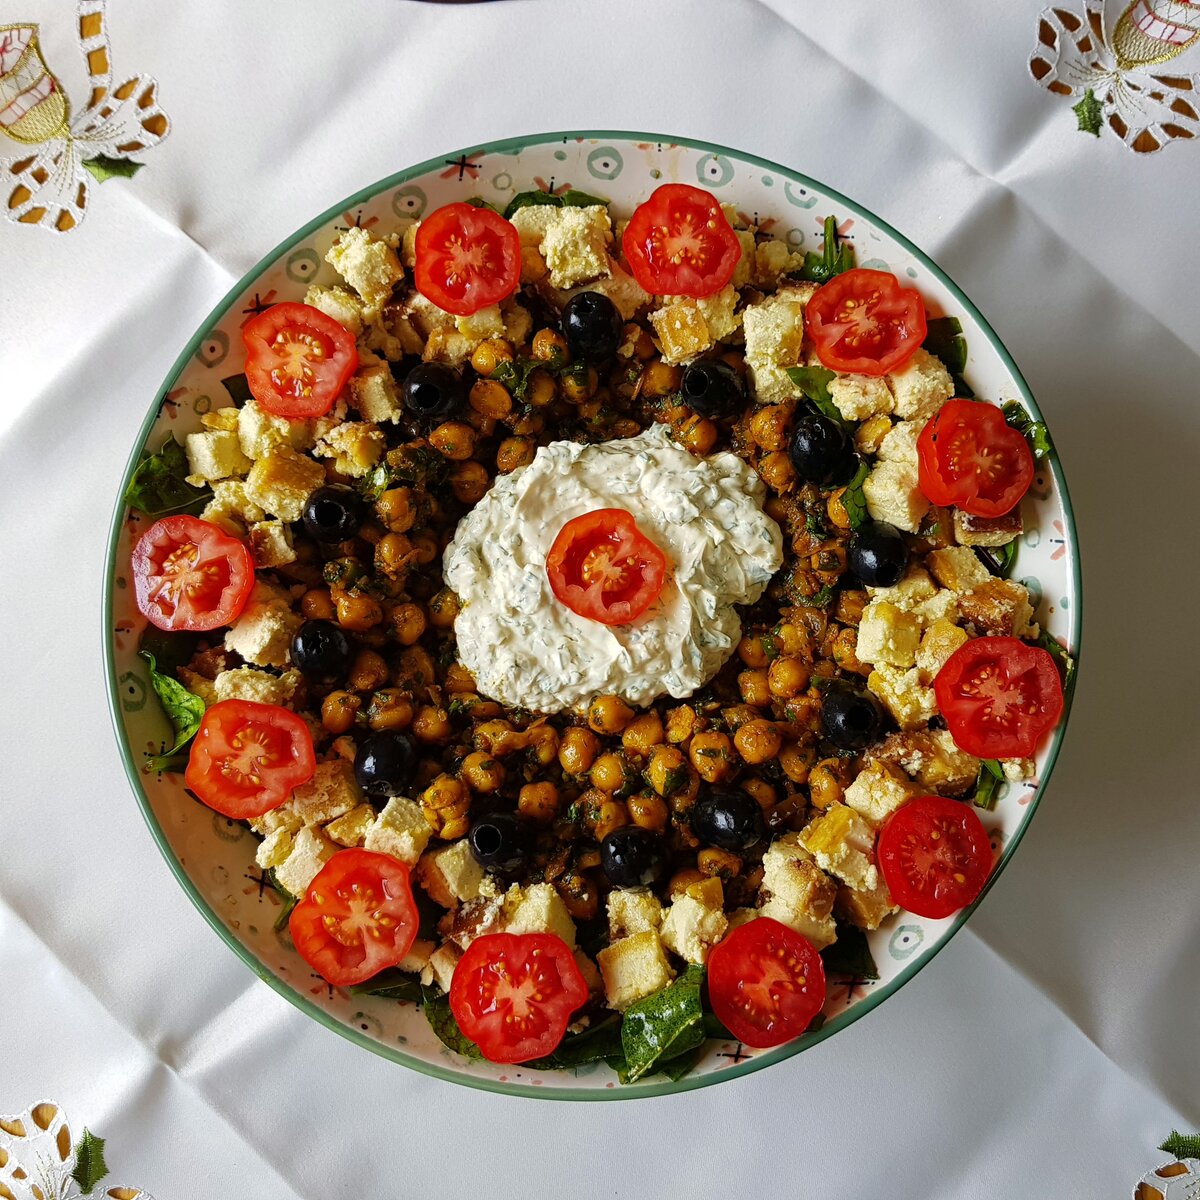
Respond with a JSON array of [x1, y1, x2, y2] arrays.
[[102, 128, 1083, 1102]]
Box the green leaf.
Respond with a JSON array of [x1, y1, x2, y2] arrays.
[[972, 760, 1005, 810], [1002, 401, 1055, 459], [922, 317, 974, 398], [799, 215, 855, 282], [820, 925, 881, 980], [785, 365, 843, 425], [266, 868, 299, 931], [525, 1016, 625, 1069], [359, 444, 449, 501], [807, 584, 836, 609], [1159, 1131, 1200, 1159], [620, 964, 706, 1083], [660, 1044, 705, 1080], [502, 188, 608, 218], [559, 188, 608, 208], [974, 541, 1019, 579], [123, 435, 212, 518], [348, 968, 426, 1002], [1034, 629, 1076, 691], [464, 196, 501, 212], [140, 651, 207, 772], [423, 991, 484, 1059], [1073, 88, 1104, 137], [71, 1128, 109, 1195], [843, 460, 872, 530], [221, 372, 254, 404], [82, 154, 143, 183], [138, 627, 199, 676], [702, 1010, 734, 1040]]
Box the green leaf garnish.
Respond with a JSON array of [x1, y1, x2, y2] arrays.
[[140, 650, 206, 772], [799, 215, 855, 282], [349, 969, 425, 1002], [123, 435, 212, 518], [922, 316, 974, 398], [82, 154, 143, 183], [1073, 88, 1104, 137], [359, 444, 449, 501], [820, 925, 881, 980], [843, 460, 871, 530], [1159, 1131, 1200, 1159], [559, 189, 609, 208], [1033, 629, 1076, 691], [972, 759, 1005, 810], [620, 964, 706, 1083], [70, 1129, 109, 1195], [973, 541, 1018, 579], [502, 189, 609, 218], [265, 868, 299, 931], [423, 991, 484, 1059], [785, 364, 844, 425], [222, 372, 254, 404], [1002, 401, 1055, 460]]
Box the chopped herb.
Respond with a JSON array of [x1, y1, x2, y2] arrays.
[[422, 990, 484, 1059], [785, 364, 844, 426], [265, 869, 299, 931], [564, 801, 582, 823], [922, 317, 974, 398], [972, 759, 1005, 810], [1002, 401, 1055, 460], [807, 584, 836, 609], [659, 765, 689, 798], [502, 188, 608, 218], [221, 372, 254, 404], [805, 508, 829, 537], [448, 696, 472, 718], [843, 460, 871, 530], [620, 964, 706, 1083], [810, 674, 840, 691], [123, 435, 211, 518], [798, 215, 855, 282], [490, 356, 545, 404], [1033, 629, 1076, 691], [974, 541, 1018, 579], [140, 651, 206, 772], [759, 633, 781, 662], [348, 969, 425, 1002], [820, 925, 881, 980], [360, 444, 449, 501], [1159, 1132, 1200, 1159], [322, 557, 365, 589]]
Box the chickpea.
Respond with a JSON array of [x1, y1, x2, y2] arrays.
[[321, 690, 361, 734], [409, 533, 440, 566], [428, 587, 461, 629], [558, 726, 600, 776], [698, 847, 742, 879], [421, 773, 469, 816], [835, 589, 868, 626], [748, 404, 791, 452], [621, 323, 656, 361], [640, 360, 681, 398], [591, 752, 630, 794], [412, 705, 453, 743], [450, 460, 490, 505], [668, 868, 705, 899], [768, 656, 811, 699], [461, 751, 505, 793], [854, 413, 892, 455], [556, 872, 600, 922], [561, 364, 598, 403], [376, 487, 417, 533], [811, 543, 848, 580], [826, 488, 851, 530], [470, 337, 515, 377], [429, 421, 476, 461], [375, 532, 413, 578], [348, 648, 389, 692], [665, 705, 696, 745], [469, 378, 513, 420], [467, 409, 497, 437], [646, 745, 690, 797], [520, 245, 548, 283], [689, 731, 736, 784], [774, 621, 810, 658], [587, 695, 634, 735], [622, 712, 665, 757], [737, 634, 771, 669], [669, 768, 701, 812], [741, 776, 777, 810], [832, 627, 868, 675], [452, 693, 503, 721], [734, 719, 782, 765], [334, 588, 383, 631], [532, 327, 569, 364], [497, 436, 536, 474], [676, 414, 718, 456], [397, 646, 436, 690], [765, 792, 809, 833], [365, 689, 414, 732], [388, 602, 427, 645], [527, 370, 557, 409], [808, 759, 848, 809], [610, 418, 642, 439], [627, 790, 669, 833], [594, 799, 630, 842], [525, 723, 559, 766], [300, 588, 336, 620], [518, 781, 560, 823], [474, 720, 521, 756], [510, 411, 545, 436], [738, 668, 772, 707], [779, 740, 817, 784], [758, 450, 797, 493]]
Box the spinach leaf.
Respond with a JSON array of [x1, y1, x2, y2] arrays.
[[820, 925, 880, 980], [620, 964, 706, 1083], [1002, 401, 1055, 459], [525, 1016, 625, 1070], [140, 650, 206, 772], [502, 188, 608, 218], [1034, 629, 1076, 691], [798, 215, 855, 282], [922, 317, 974, 398], [785, 365, 843, 426], [702, 1010, 734, 1040], [423, 991, 483, 1060], [660, 1044, 705, 1080], [221, 373, 254, 404], [349, 969, 425, 1002], [973, 541, 1018, 579], [464, 196, 501, 212], [489, 356, 546, 403], [842, 460, 871, 530], [123, 435, 211, 518], [559, 189, 609, 208], [265, 869, 299, 931], [971, 759, 1005, 810], [138, 626, 199, 675]]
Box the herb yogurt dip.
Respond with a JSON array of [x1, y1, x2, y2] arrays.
[[443, 424, 783, 711]]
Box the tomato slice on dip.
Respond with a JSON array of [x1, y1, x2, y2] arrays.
[[450, 932, 588, 1063], [621, 183, 742, 298], [289, 849, 420, 988], [546, 508, 668, 626], [132, 515, 255, 632], [806, 268, 927, 377], [876, 795, 993, 920], [185, 699, 316, 819], [917, 399, 1034, 518], [242, 301, 358, 419], [707, 918, 826, 1048], [414, 202, 522, 316], [934, 636, 1064, 759]]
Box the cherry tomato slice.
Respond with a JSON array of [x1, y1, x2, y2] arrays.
[[917, 400, 1034, 518], [621, 183, 742, 298], [546, 508, 668, 626], [934, 636, 1064, 759], [449, 932, 588, 1063], [184, 699, 316, 819], [289, 849, 420, 988], [806, 268, 927, 377], [242, 302, 358, 419], [413, 202, 521, 316], [132, 514, 255, 632], [707, 918, 826, 1048], [877, 795, 994, 919]]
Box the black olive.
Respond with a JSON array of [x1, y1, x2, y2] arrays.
[[788, 414, 858, 485], [679, 360, 746, 419], [353, 730, 417, 799], [290, 620, 352, 680], [302, 484, 363, 543], [467, 814, 530, 877], [821, 687, 887, 751], [690, 787, 764, 852], [562, 292, 622, 362], [599, 826, 667, 888], [401, 362, 465, 422], [849, 522, 910, 588]]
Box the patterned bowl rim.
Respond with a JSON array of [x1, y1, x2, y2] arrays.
[[102, 129, 1083, 1101]]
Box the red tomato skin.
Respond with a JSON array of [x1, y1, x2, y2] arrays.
[[934, 636, 1064, 759], [413, 203, 522, 316], [132, 515, 255, 632], [621, 184, 742, 298], [707, 918, 826, 1048], [289, 849, 420, 988], [806, 268, 927, 377], [450, 932, 588, 1064], [917, 400, 1035, 518], [545, 509, 668, 626], [242, 302, 358, 420], [877, 795, 993, 920], [184, 699, 316, 819]]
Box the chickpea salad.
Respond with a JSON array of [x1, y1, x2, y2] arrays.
[[124, 182, 1072, 1079]]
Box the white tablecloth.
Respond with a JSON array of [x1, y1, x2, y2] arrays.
[[2, 1, 1198, 1196]]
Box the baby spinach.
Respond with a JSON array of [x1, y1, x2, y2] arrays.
[[1034, 629, 1076, 691], [463, 196, 501, 213], [922, 317, 974, 398], [1002, 401, 1055, 459], [503, 188, 609, 218], [123, 435, 211, 518], [265, 869, 299, 931], [221, 373, 254, 404], [974, 541, 1019, 579], [843, 460, 872, 530], [349, 969, 425, 1002], [971, 759, 1005, 811], [526, 1015, 625, 1070], [798, 215, 855, 283], [620, 964, 706, 1083], [140, 650, 206, 772], [820, 925, 880, 980], [422, 991, 484, 1060], [785, 365, 843, 426]]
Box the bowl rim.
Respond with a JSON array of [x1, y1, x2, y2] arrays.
[[102, 128, 1082, 1101]]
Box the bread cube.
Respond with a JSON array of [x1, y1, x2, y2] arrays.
[[287, 760, 362, 825], [926, 546, 993, 593], [200, 479, 267, 536], [573, 949, 603, 995], [835, 880, 898, 931], [863, 461, 930, 533], [597, 931, 675, 1011], [914, 588, 960, 627], [509, 204, 560, 248], [541, 206, 611, 289], [877, 419, 923, 465], [364, 796, 433, 867], [953, 508, 1023, 548], [843, 760, 919, 826], [248, 520, 296, 568], [743, 285, 814, 404], [753, 239, 805, 289], [566, 260, 652, 322], [312, 421, 386, 478], [757, 833, 837, 950], [237, 398, 316, 461], [649, 300, 712, 365], [868, 565, 938, 611], [856, 601, 922, 668], [326, 226, 403, 316], [867, 663, 938, 731], [184, 430, 252, 485], [398, 937, 435, 975], [417, 839, 486, 908], [659, 894, 728, 965], [420, 942, 462, 993], [324, 803, 376, 847], [242, 446, 325, 522], [200, 406, 240, 432], [829, 374, 894, 422], [916, 618, 970, 683], [255, 826, 296, 871], [304, 284, 366, 337], [348, 361, 404, 424], [887, 348, 953, 421], [273, 825, 337, 897], [799, 804, 880, 893], [223, 581, 303, 669], [607, 888, 664, 941], [957, 579, 1038, 638], [502, 882, 577, 948], [212, 666, 301, 708]]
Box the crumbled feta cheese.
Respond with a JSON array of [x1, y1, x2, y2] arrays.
[[649, 284, 740, 365], [597, 931, 675, 1011], [363, 796, 434, 867], [877, 419, 923, 465], [420, 943, 462, 993], [753, 239, 806, 289], [223, 581, 303, 669], [862, 460, 930, 533], [1002, 757, 1036, 783], [856, 600, 922, 668], [255, 826, 296, 870], [184, 430, 252, 485], [508, 204, 560, 248], [868, 565, 938, 611], [455, 304, 505, 342], [915, 618, 970, 683], [237, 398, 316, 461], [540, 205, 612, 289], [913, 588, 960, 627], [212, 666, 301, 708], [286, 760, 362, 826], [926, 546, 993, 593], [326, 226, 404, 316], [829, 374, 894, 422], [200, 479, 267, 536], [398, 937, 435, 975], [887, 348, 954, 421]]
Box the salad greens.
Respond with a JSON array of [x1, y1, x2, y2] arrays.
[[123, 435, 211, 518], [620, 964, 706, 1083], [349, 969, 426, 1003], [820, 925, 881, 981], [423, 991, 484, 1060], [799, 215, 855, 283], [503, 188, 608, 218], [974, 541, 1019, 579], [971, 759, 1006, 811], [786, 364, 843, 426], [265, 869, 299, 931], [139, 650, 206, 772], [221, 373, 254, 404], [1034, 629, 1076, 690], [1002, 401, 1055, 459], [842, 460, 872, 530], [922, 316, 974, 398]]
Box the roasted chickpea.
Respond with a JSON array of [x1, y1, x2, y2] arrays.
[[467, 409, 497, 437], [646, 745, 690, 797], [348, 648, 389, 692], [300, 588, 336, 620], [497, 436, 536, 474], [429, 421, 476, 461], [854, 413, 892, 455], [738, 668, 772, 707], [698, 847, 742, 879], [628, 790, 669, 833], [835, 589, 868, 626], [376, 487, 417, 533], [365, 689, 414, 732], [525, 723, 559, 766], [409, 533, 440, 565], [665, 705, 696, 745], [826, 488, 851, 530], [594, 799, 630, 842], [768, 656, 811, 699], [375, 532, 413, 578], [451, 693, 503, 721], [758, 450, 797, 493], [510, 411, 545, 436], [774, 621, 810, 658], [532, 327, 569, 363], [748, 404, 791, 452], [779, 740, 817, 784], [689, 731, 736, 784], [737, 634, 771, 669], [470, 338, 515, 377], [428, 587, 461, 629], [397, 646, 436, 690], [559, 726, 600, 776], [832, 627, 869, 675], [622, 712, 665, 757], [734, 719, 782, 765], [526, 370, 557, 409], [474, 720, 521, 756], [321, 690, 361, 734], [447, 461, 488, 505], [518, 781, 560, 823], [461, 750, 505, 793], [561, 364, 598, 403], [621, 323, 656, 361], [442, 664, 476, 695], [667, 868, 705, 899], [808, 759, 848, 809], [811, 543, 848, 579], [676, 415, 718, 456], [587, 695, 634, 735], [412, 705, 453, 743], [640, 360, 681, 398], [421, 773, 468, 815], [556, 871, 600, 921], [334, 588, 383, 631], [590, 752, 629, 794], [469, 378, 513, 420], [388, 602, 426, 645], [741, 776, 777, 810]]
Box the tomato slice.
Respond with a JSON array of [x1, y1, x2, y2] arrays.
[[289, 849, 420, 988], [184, 699, 316, 819], [877, 795, 993, 919], [545, 508, 668, 626], [413, 202, 521, 316], [934, 636, 1064, 759], [917, 400, 1034, 518], [132, 515, 255, 632], [449, 932, 588, 1063], [806, 268, 927, 377], [621, 183, 742, 298], [707, 918, 826, 1048], [242, 302, 358, 420]]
